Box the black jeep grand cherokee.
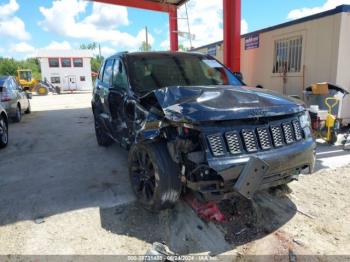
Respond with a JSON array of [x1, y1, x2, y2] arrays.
[[92, 52, 316, 211]]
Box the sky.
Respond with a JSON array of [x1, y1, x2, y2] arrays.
[[0, 0, 349, 59]]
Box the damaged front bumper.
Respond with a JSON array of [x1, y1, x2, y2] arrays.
[[187, 138, 316, 201]]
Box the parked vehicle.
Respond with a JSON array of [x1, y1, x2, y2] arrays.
[[0, 104, 8, 148], [0, 76, 31, 123], [92, 52, 316, 211]]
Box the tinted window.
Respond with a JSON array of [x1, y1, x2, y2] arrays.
[[51, 77, 60, 84], [61, 58, 71, 67], [102, 59, 114, 85], [126, 54, 242, 95], [7, 79, 16, 91], [49, 58, 59, 67], [112, 59, 128, 90], [19, 71, 32, 81], [73, 58, 83, 67]]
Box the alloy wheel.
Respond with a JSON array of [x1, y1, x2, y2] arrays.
[[130, 148, 156, 201]]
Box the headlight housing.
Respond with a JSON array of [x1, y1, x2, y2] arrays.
[[299, 111, 311, 128]]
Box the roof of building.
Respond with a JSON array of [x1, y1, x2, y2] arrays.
[[36, 49, 94, 58], [192, 4, 350, 51]]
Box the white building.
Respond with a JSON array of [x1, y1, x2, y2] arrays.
[[36, 50, 94, 91], [193, 5, 350, 124]]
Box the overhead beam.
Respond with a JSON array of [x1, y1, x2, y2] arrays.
[[91, 0, 176, 13]]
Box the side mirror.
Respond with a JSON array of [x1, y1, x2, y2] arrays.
[[233, 72, 244, 82]]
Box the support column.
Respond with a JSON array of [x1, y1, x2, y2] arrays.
[[169, 8, 179, 51], [223, 0, 241, 72]]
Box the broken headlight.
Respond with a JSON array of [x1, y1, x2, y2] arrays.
[[299, 111, 312, 138], [299, 111, 311, 128]]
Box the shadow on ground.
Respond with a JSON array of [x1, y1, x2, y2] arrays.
[[0, 107, 134, 226], [100, 190, 297, 255]]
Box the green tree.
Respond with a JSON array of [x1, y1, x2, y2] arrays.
[[80, 42, 103, 78], [0, 58, 18, 76], [139, 41, 152, 52]]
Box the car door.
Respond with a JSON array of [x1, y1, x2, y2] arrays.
[[94, 59, 114, 133], [108, 58, 130, 143], [13, 78, 28, 112], [5, 79, 17, 115]]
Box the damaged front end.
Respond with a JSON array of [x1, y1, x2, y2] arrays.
[[130, 85, 316, 202]]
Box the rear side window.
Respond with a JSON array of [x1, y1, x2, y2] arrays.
[[102, 59, 114, 85]]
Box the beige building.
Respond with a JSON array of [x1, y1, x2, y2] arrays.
[[193, 5, 350, 124]]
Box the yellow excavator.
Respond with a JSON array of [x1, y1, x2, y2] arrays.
[[16, 69, 49, 96]]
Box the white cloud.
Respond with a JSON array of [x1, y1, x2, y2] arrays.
[[38, 0, 153, 51], [241, 19, 249, 34], [287, 0, 350, 20], [100, 46, 116, 57], [160, 39, 170, 50], [0, 0, 19, 17], [0, 0, 30, 40], [44, 41, 72, 50], [83, 2, 129, 29], [10, 42, 35, 53], [178, 0, 248, 48]]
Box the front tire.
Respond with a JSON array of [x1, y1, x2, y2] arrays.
[[128, 142, 182, 211], [25, 101, 31, 114], [12, 105, 21, 123], [0, 115, 8, 148], [94, 114, 113, 147]]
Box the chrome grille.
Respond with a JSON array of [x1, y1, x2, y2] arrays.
[[271, 126, 284, 147], [225, 131, 242, 154], [257, 128, 272, 150], [282, 123, 295, 144], [206, 119, 304, 157], [207, 134, 225, 156], [292, 120, 303, 141], [242, 129, 258, 152]]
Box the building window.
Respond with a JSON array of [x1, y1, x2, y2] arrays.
[[273, 36, 303, 73], [208, 45, 217, 56], [49, 58, 59, 68], [51, 77, 60, 84], [61, 58, 72, 67], [80, 76, 86, 81], [73, 58, 83, 67]]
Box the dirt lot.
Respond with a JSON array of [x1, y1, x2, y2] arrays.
[[0, 93, 349, 258]]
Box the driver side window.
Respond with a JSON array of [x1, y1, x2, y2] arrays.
[[112, 59, 128, 90]]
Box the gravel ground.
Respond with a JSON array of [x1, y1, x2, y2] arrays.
[[0, 93, 349, 258]]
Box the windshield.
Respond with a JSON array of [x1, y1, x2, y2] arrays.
[[126, 53, 242, 95], [19, 71, 32, 81]]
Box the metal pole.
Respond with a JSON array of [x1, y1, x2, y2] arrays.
[[145, 26, 149, 51], [223, 0, 241, 72], [184, 3, 192, 49], [169, 8, 179, 51]]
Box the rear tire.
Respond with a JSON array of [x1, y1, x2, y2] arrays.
[[0, 115, 8, 148], [12, 105, 21, 123], [94, 114, 113, 147], [25, 101, 31, 114], [128, 142, 182, 211]]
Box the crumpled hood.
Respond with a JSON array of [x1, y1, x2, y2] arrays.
[[144, 85, 305, 122]]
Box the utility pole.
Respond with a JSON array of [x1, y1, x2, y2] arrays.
[[145, 26, 149, 51]]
